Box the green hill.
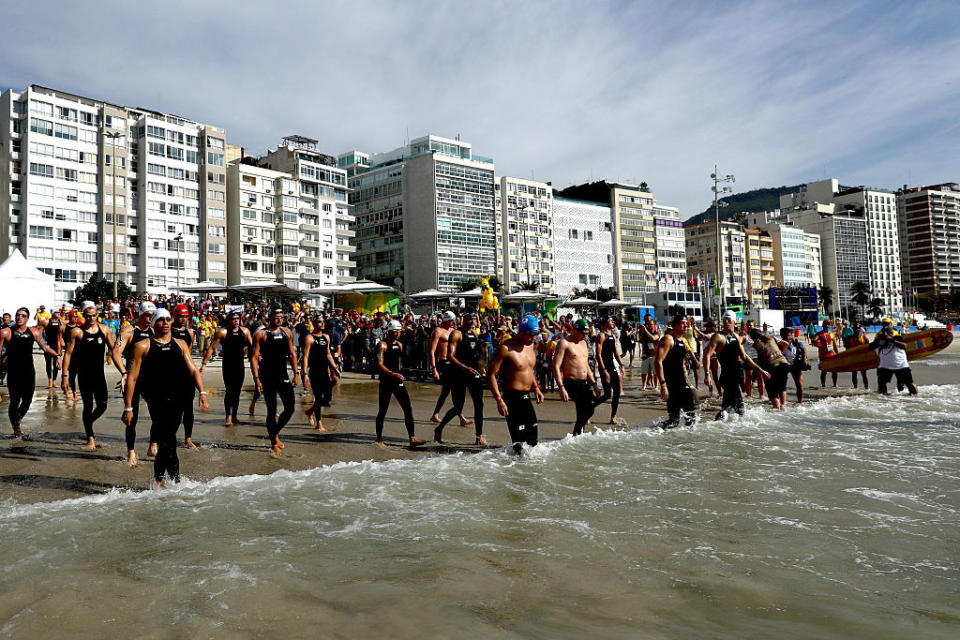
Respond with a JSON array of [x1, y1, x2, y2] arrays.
[[685, 185, 802, 225]]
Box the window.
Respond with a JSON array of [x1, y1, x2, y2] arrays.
[[56, 167, 78, 182], [261, 246, 274, 257], [207, 189, 225, 202], [242, 244, 257, 255], [569, 229, 578, 240], [261, 212, 275, 224], [166, 146, 184, 161], [208, 242, 225, 255], [30, 100, 54, 116], [29, 225, 54, 239], [243, 261, 257, 272], [208, 172, 226, 185], [207, 137, 224, 150], [206, 152, 224, 167], [208, 207, 225, 220], [147, 125, 166, 139], [242, 209, 257, 220], [54, 123, 78, 141], [261, 263, 275, 274], [30, 118, 53, 136], [29, 163, 54, 178], [29, 141, 54, 156], [148, 141, 165, 156], [147, 163, 166, 176]]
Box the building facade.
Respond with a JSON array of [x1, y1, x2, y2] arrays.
[[683, 219, 747, 304], [744, 228, 776, 307], [340, 135, 497, 293], [654, 204, 687, 292], [0, 84, 229, 303], [896, 182, 960, 297], [495, 176, 554, 293], [552, 197, 615, 296], [745, 212, 823, 291]]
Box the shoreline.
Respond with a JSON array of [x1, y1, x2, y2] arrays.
[[2, 341, 958, 505]]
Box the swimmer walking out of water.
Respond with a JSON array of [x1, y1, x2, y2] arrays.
[[302, 316, 340, 433], [201, 311, 252, 427], [433, 314, 486, 446], [655, 315, 701, 429], [553, 318, 602, 436], [114, 301, 156, 466], [250, 308, 300, 457], [374, 320, 426, 448], [171, 304, 198, 448], [487, 314, 544, 453], [702, 311, 768, 420], [0, 307, 60, 436]]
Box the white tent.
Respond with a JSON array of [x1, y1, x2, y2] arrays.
[[0, 249, 56, 318]]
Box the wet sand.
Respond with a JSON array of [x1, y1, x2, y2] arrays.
[[2, 338, 958, 504]]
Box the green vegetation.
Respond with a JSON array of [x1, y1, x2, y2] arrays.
[[685, 184, 803, 225]]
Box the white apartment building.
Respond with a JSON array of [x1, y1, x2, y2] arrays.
[[340, 135, 497, 293], [745, 212, 823, 288], [653, 204, 686, 292], [495, 176, 554, 293], [0, 84, 228, 303], [552, 197, 615, 296], [684, 219, 747, 301], [781, 179, 903, 312]]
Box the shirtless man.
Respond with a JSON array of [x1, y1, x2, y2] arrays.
[[702, 311, 769, 420], [487, 314, 544, 453], [749, 327, 790, 410], [113, 301, 156, 465], [61, 302, 124, 449], [429, 311, 470, 427], [553, 318, 601, 436], [636, 314, 660, 390]]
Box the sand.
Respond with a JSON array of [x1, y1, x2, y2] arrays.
[[2, 336, 958, 504]]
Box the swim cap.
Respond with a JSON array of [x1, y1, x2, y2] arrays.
[[722, 310, 737, 322], [81, 300, 97, 312], [387, 319, 402, 332], [441, 310, 456, 322], [150, 308, 171, 327], [271, 307, 284, 316], [573, 318, 589, 332], [139, 301, 157, 315], [517, 314, 539, 334], [881, 317, 893, 324], [174, 304, 189, 315]]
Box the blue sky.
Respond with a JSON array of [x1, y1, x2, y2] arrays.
[[2, 0, 958, 217]]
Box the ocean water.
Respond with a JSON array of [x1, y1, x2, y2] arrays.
[[2, 388, 959, 639]]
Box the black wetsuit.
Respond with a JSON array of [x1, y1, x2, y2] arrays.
[[74, 326, 109, 438], [308, 332, 334, 414], [140, 338, 188, 483], [502, 388, 538, 453], [566, 377, 597, 436], [437, 330, 485, 437], [124, 326, 153, 451], [172, 327, 195, 441], [65, 324, 80, 393], [716, 333, 745, 419], [376, 339, 415, 440], [220, 327, 249, 420], [663, 337, 697, 428], [6, 328, 38, 429], [432, 354, 457, 416], [597, 333, 621, 416], [44, 320, 62, 381], [260, 328, 295, 447]]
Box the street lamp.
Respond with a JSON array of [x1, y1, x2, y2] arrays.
[[712, 165, 735, 313], [173, 232, 183, 290], [103, 130, 122, 299]]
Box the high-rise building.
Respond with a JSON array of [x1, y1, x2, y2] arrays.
[[339, 135, 497, 292], [495, 176, 554, 293], [653, 204, 687, 292], [683, 219, 747, 305], [744, 212, 823, 292], [552, 197, 615, 296], [744, 228, 776, 306], [896, 182, 960, 297], [0, 84, 228, 303], [781, 179, 903, 312]]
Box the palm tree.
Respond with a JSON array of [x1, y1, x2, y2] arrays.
[[818, 285, 834, 314], [850, 281, 870, 318], [869, 297, 885, 321], [515, 281, 539, 292]]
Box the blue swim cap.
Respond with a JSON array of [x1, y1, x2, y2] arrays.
[[517, 314, 539, 334]]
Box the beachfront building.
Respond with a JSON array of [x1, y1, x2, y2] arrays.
[[683, 219, 747, 305], [552, 197, 615, 297], [896, 182, 960, 297], [743, 228, 776, 308], [0, 84, 229, 304], [654, 203, 687, 293], [781, 179, 903, 312], [744, 212, 823, 291], [495, 176, 554, 293], [340, 135, 497, 293]]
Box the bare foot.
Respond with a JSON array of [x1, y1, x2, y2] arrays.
[[475, 435, 487, 447], [275, 438, 284, 449], [433, 426, 444, 443], [232, 417, 245, 426], [84, 437, 97, 450], [12, 426, 23, 437], [375, 438, 387, 448], [153, 479, 164, 489], [224, 418, 235, 427], [459, 417, 474, 427], [146, 442, 158, 458], [305, 409, 317, 427], [271, 444, 283, 457], [315, 421, 327, 433], [409, 437, 426, 447], [126, 451, 138, 467], [184, 438, 198, 449], [430, 413, 441, 423], [73, 392, 80, 401], [248, 401, 257, 414]]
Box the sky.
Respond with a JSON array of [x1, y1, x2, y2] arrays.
[[2, 0, 959, 218]]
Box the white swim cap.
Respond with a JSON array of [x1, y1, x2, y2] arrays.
[[442, 310, 456, 322], [722, 310, 737, 322], [387, 319, 402, 332], [81, 300, 97, 312], [139, 301, 157, 315], [150, 308, 171, 327]]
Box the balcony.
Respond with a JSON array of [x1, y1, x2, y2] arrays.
[[336, 228, 356, 238], [299, 222, 318, 232]]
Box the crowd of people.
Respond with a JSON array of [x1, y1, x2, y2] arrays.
[[0, 294, 921, 486]]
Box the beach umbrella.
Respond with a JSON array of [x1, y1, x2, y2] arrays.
[[599, 299, 631, 308], [564, 296, 600, 308], [173, 280, 230, 294]]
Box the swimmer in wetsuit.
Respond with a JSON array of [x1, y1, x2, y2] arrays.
[[702, 311, 768, 420], [60, 301, 125, 449], [171, 304, 198, 448], [43, 310, 65, 391], [433, 314, 486, 446], [122, 309, 208, 486], [0, 307, 60, 436], [595, 317, 625, 425], [375, 320, 426, 448], [655, 315, 701, 429], [302, 316, 340, 433], [487, 314, 544, 453], [201, 311, 253, 427], [553, 318, 602, 436], [113, 301, 157, 466], [250, 307, 300, 457]]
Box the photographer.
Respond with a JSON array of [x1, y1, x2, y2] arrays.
[[869, 325, 918, 396]]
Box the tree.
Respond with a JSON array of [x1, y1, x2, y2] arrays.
[[571, 287, 596, 299], [667, 303, 686, 317], [869, 297, 885, 321], [515, 281, 540, 292], [850, 281, 870, 318], [458, 276, 501, 293], [71, 275, 133, 305], [595, 286, 618, 303], [818, 285, 835, 314]]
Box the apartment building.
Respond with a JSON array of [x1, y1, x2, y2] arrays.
[[654, 204, 686, 292], [552, 197, 615, 296], [0, 84, 228, 303], [896, 182, 960, 296], [340, 135, 497, 293], [495, 176, 553, 293], [781, 179, 903, 312], [744, 228, 775, 306], [683, 219, 747, 301], [745, 212, 823, 290]]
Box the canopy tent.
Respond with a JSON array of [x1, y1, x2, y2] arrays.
[[0, 249, 56, 318], [502, 290, 548, 302], [563, 296, 600, 308], [599, 299, 631, 308], [408, 288, 449, 299], [306, 280, 396, 312], [173, 280, 230, 294], [459, 287, 484, 298], [230, 281, 302, 296]]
